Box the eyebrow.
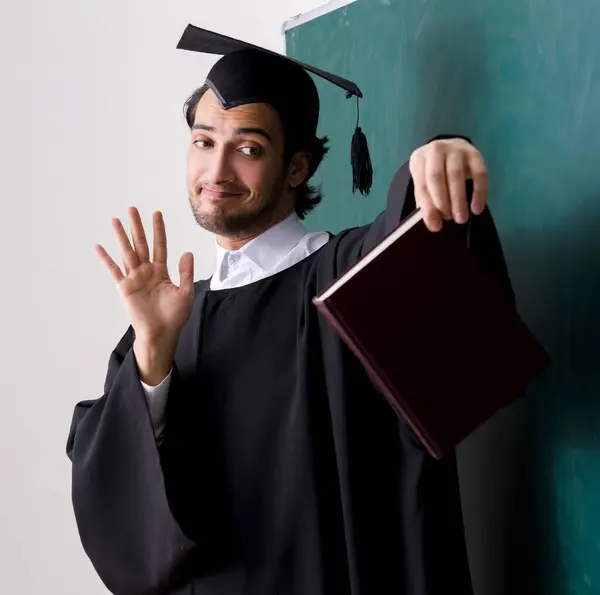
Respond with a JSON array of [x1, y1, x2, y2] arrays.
[[191, 124, 273, 143]]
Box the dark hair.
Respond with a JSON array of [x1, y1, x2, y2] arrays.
[[183, 86, 329, 219]]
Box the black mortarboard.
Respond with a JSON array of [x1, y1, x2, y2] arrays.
[[177, 24, 373, 195]]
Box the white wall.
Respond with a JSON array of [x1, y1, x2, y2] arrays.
[[0, 1, 324, 593]]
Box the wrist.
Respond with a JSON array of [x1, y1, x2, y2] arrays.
[[133, 333, 179, 386]]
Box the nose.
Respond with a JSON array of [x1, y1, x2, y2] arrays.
[[206, 146, 236, 186]]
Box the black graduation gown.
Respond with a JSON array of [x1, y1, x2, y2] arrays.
[[66, 160, 515, 595]]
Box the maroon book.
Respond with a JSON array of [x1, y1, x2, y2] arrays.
[[313, 207, 550, 459]]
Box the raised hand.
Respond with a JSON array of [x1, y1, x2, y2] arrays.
[[95, 207, 195, 384]]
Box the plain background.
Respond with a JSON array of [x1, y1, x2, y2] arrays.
[[0, 0, 331, 592]]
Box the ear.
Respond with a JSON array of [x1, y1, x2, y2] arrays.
[[287, 151, 312, 188]]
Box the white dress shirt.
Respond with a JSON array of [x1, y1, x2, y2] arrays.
[[140, 213, 330, 438]]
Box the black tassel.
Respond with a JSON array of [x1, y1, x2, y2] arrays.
[[349, 94, 372, 195], [351, 126, 373, 195]]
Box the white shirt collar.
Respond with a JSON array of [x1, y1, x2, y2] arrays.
[[214, 212, 310, 278]]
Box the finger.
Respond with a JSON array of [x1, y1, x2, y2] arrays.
[[112, 218, 140, 274], [129, 206, 150, 263], [425, 146, 452, 220], [152, 211, 168, 264], [411, 151, 442, 232], [178, 252, 195, 293], [466, 153, 489, 215], [445, 152, 468, 224], [421, 199, 443, 232], [94, 244, 125, 283]]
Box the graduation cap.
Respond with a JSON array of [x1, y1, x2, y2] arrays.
[[177, 24, 373, 195]]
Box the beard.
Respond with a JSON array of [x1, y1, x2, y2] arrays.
[[189, 173, 287, 239]]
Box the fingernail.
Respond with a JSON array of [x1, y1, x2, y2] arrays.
[[455, 212, 467, 224]]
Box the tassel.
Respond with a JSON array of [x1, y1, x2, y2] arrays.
[[349, 94, 372, 195], [351, 126, 373, 195]]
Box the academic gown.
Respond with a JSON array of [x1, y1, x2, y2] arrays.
[[66, 160, 515, 595]]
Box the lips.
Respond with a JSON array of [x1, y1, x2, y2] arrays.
[[201, 187, 245, 200]]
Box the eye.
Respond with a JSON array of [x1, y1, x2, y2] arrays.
[[240, 146, 262, 157], [193, 139, 212, 148]]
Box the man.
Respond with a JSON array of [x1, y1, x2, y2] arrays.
[[66, 24, 513, 595]]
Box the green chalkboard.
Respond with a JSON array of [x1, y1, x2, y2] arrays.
[[286, 1, 600, 594]]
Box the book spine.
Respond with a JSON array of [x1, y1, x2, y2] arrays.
[[312, 298, 444, 459]]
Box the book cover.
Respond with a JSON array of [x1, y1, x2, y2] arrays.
[[313, 207, 550, 459]]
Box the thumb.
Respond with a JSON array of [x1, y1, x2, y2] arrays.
[[178, 252, 194, 293]]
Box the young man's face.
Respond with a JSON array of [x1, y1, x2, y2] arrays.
[[187, 89, 308, 240]]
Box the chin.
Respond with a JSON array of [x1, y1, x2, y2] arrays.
[[195, 208, 275, 239], [201, 201, 247, 222], [189, 188, 281, 236]]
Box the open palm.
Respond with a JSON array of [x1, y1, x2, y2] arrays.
[[95, 207, 194, 342]]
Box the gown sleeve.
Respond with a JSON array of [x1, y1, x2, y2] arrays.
[[65, 325, 197, 595]]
